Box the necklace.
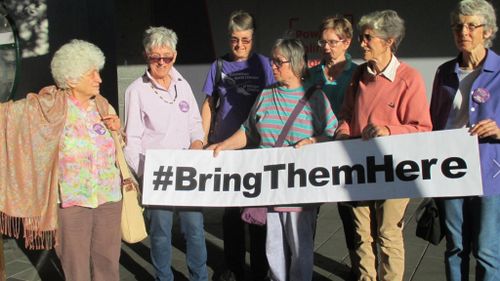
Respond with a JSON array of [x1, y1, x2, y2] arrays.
[[151, 84, 177, 104]]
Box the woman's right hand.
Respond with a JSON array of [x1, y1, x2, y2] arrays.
[[206, 142, 226, 157], [361, 123, 390, 140]]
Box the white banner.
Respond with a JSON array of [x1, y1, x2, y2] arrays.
[[142, 129, 483, 207]]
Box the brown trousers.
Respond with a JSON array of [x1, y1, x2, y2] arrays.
[[55, 201, 122, 281]]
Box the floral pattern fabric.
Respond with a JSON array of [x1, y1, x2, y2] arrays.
[[58, 96, 121, 208]]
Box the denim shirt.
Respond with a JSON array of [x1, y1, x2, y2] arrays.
[[430, 49, 500, 196]]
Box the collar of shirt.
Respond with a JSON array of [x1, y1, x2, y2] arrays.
[[452, 48, 499, 75], [144, 67, 182, 91], [366, 54, 400, 82]]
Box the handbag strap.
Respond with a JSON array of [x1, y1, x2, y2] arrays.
[[95, 102, 139, 192], [107, 106, 138, 191], [274, 85, 317, 147], [208, 57, 224, 140]]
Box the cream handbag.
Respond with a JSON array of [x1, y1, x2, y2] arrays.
[[107, 106, 148, 243]]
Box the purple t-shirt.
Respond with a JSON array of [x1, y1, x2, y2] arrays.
[[202, 53, 275, 142]]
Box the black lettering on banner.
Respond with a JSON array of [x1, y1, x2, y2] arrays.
[[332, 164, 366, 185], [175, 167, 197, 190], [367, 155, 395, 183], [421, 159, 438, 180], [441, 157, 467, 178], [242, 173, 262, 198], [152, 165, 173, 190], [287, 163, 307, 187], [264, 164, 286, 189], [214, 167, 222, 191], [149, 153, 470, 198], [198, 173, 213, 191], [309, 167, 329, 186], [396, 160, 420, 181], [223, 173, 241, 192]]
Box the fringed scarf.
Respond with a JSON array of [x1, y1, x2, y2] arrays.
[[0, 86, 111, 249]]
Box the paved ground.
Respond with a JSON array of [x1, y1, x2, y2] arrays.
[[3, 200, 466, 281]]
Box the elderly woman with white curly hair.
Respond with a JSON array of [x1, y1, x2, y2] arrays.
[[123, 26, 207, 281], [0, 39, 122, 281]]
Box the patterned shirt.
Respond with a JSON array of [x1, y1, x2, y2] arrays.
[[243, 85, 337, 211], [243, 85, 338, 148], [58, 96, 121, 208]]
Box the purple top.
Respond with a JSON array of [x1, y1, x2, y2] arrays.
[[202, 53, 275, 142], [124, 67, 204, 177], [430, 49, 500, 196]]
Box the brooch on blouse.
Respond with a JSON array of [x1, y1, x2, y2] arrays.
[[92, 123, 107, 135], [472, 88, 490, 104]]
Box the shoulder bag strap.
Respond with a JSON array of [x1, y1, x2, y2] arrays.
[[99, 104, 138, 192], [274, 86, 317, 147], [208, 58, 224, 140]]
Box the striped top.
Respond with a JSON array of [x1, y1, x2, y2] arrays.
[[243, 84, 338, 148]]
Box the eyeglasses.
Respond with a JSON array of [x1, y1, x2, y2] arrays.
[[230, 37, 252, 45], [317, 39, 345, 48], [148, 55, 174, 64], [270, 58, 290, 68], [358, 33, 379, 43], [451, 23, 485, 33]]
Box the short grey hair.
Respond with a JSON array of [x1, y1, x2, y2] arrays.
[[358, 10, 405, 53], [272, 38, 306, 77], [50, 39, 105, 89], [451, 0, 497, 48], [228, 10, 255, 34], [143, 26, 178, 54]]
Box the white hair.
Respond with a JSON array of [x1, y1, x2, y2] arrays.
[[143, 26, 178, 53], [50, 39, 105, 89]]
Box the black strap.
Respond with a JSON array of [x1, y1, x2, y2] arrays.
[[208, 58, 224, 141], [215, 57, 223, 86], [274, 86, 317, 147]]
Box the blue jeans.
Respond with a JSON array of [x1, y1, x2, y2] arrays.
[[146, 207, 208, 281], [443, 196, 500, 281]]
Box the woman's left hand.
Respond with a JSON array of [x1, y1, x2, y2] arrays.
[[469, 119, 500, 140], [102, 114, 121, 131], [361, 123, 390, 140], [294, 137, 315, 148]]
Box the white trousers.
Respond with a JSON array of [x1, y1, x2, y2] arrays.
[[266, 208, 317, 281]]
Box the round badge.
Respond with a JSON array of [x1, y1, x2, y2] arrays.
[[179, 100, 190, 112], [92, 123, 107, 135], [472, 88, 490, 104]]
